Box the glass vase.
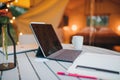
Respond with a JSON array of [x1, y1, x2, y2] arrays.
[[2, 24, 9, 68], [0, 9, 16, 71], [0, 23, 17, 71]]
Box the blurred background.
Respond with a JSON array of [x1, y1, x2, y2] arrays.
[[0, 0, 120, 52]]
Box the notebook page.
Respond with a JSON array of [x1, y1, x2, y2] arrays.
[[67, 52, 120, 80]]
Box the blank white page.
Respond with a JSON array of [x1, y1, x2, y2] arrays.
[[68, 52, 120, 80]]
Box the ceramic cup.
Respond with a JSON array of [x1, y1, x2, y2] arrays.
[[72, 36, 83, 50]]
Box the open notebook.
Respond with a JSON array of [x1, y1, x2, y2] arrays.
[[67, 52, 120, 80], [30, 23, 82, 62]]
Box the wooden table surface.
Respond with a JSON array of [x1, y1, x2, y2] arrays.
[[0, 44, 120, 80]]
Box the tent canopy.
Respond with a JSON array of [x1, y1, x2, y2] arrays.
[[0, 0, 69, 42], [14, 0, 69, 42]]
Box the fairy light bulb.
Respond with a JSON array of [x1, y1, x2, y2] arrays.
[[15, 0, 18, 3], [63, 26, 69, 31], [12, 16, 15, 20], [71, 24, 77, 31], [19, 32, 23, 36], [117, 25, 120, 31]]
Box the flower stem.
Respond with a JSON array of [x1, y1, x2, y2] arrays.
[[2, 24, 8, 61]]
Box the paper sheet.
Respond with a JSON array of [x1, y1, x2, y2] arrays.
[[67, 52, 120, 80]]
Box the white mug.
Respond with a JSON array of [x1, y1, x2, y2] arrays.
[[72, 36, 83, 50]]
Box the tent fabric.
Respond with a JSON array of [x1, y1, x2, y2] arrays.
[[15, 0, 69, 42]]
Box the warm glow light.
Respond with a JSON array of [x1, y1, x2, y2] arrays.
[[10, 17, 16, 23], [7, 4, 10, 8], [10, 2, 14, 5], [17, 41, 19, 45], [117, 25, 120, 31], [63, 26, 69, 31], [10, 19, 13, 23], [12, 16, 16, 20], [19, 32, 23, 35], [71, 24, 77, 31], [15, 0, 18, 2], [5, 9, 8, 12]]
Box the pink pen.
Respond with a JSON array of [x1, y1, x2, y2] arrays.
[[57, 71, 97, 80]]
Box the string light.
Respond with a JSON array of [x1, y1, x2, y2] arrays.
[[63, 26, 69, 31], [7, 4, 10, 8], [15, 0, 18, 3], [10, 17, 16, 23], [12, 16, 16, 20], [117, 25, 120, 31], [10, 19, 13, 23], [19, 32, 23, 35], [71, 24, 77, 31], [5, 8, 8, 12]]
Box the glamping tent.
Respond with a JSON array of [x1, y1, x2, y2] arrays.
[[0, 0, 69, 42], [14, 0, 69, 42]]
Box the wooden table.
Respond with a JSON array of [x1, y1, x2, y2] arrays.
[[0, 44, 120, 80]]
